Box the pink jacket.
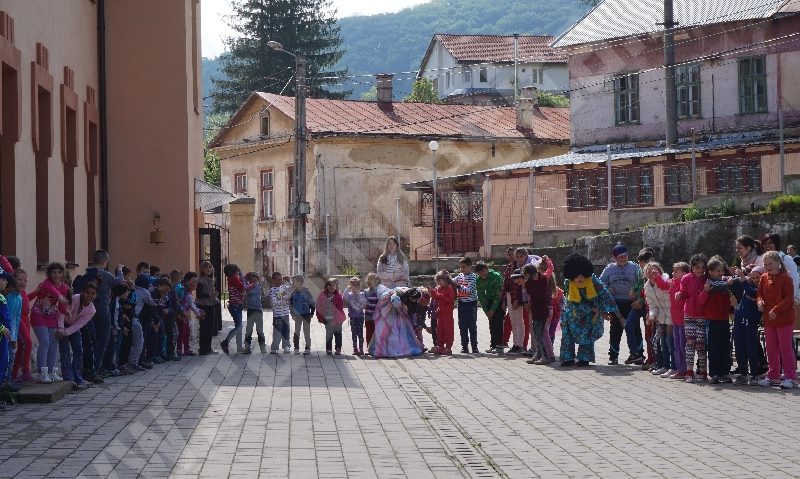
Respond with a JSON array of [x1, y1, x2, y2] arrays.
[[679, 273, 706, 318], [29, 279, 69, 328], [61, 294, 97, 336]]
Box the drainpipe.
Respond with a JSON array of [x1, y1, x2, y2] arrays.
[[97, 0, 109, 250]]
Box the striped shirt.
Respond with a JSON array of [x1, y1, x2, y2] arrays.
[[454, 272, 478, 303], [269, 285, 291, 317]]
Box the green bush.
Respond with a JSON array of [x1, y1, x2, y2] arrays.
[[537, 91, 569, 108], [680, 204, 705, 221], [680, 197, 737, 222], [766, 195, 800, 214], [342, 264, 360, 276]]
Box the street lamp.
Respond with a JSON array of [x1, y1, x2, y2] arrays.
[[429, 140, 439, 273], [268, 39, 309, 275]]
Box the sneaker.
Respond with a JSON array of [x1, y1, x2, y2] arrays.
[[242, 345, 252, 354], [526, 358, 538, 364], [748, 376, 760, 386], [129, 363, 146, 372], [86, 374, 104, 384], [259, 344, 268, 353], [151, 357, 164, 364], [780, 379, 797, 389], [733, 375, 748, 386], [183, 351, 196, 357], [118, 365, 134, 375], [326, 350, 332, 356], [576, 360, 590, 367], [460, 348, 469, 354], [758, 378, 779, 387], [495, 347, 505, 356], [335, 349, 341, 356], [294, 348, 300, 355], [669, 371, 686, 380], [50, 370, 63, 382], [660, 369, 676, 378], [139, 362, 154, 369], [271, 350, 278, 355], [353, 350, 361, 356], [632, 356, 645, 366], [484, 347, 496, 354], [471, 347, 480, 354], [303, 349, 311, 356], [560, 360, 575, 367], [38, 368, 53, 384], [684, 371, 696, 383], [623, 355, 637, 365], [719, 375, 733, 384], [20, 372, 34, 383], [220, 341, 229, 354], [652, 368, 667, 376], [444, 348, 452, 355], [534, 357, 552, 365], [284, 347, 292, 354], [641, 361, 653, 370], [710, 376, 721, 384], [507, 346, 522, 354], [696, 375, 708, 383], [608, 358, 619, 365]]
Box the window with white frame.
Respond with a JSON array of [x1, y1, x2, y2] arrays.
[[676, 63, 701, 118], [738, 56, 767, 114], [260, 170, 273, 219], [234, 172, 247, 194], [614, 72, 640, 125]]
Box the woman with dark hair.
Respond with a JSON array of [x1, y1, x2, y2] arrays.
[[559, 254, 621, 367], [376, 236, 410, 288], [369, 287, 424, 358], [195, 261, 219, 355]]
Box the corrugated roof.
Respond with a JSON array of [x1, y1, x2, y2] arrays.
[[552, 0, 789, 48], [434, 34, 568, 63], [254, 92, 570, 141]]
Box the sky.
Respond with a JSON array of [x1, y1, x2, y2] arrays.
[[202, 0, 430, 58]]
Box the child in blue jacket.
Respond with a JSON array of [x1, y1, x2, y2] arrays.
[[729, 265, 764, 386]]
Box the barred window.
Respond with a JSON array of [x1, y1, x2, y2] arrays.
[[664, 164, 693, 205], [567, 170, 608, 211], [612, 166, 654, 208]]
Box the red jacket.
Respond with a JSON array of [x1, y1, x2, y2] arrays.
[[430, 284, 456, 313], [758, 271, 795, 328], [700, 289, 730, 321]]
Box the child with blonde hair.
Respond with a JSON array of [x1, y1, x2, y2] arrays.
[[643, 262, 673, 376], [343, 277, 367, 355], [757, 251, 797, 388]]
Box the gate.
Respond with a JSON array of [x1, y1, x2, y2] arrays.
[[199, 226, 224, 328], [440, 189, 484, 255]]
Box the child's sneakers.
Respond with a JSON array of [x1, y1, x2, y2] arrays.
[[733, 374, 749, 386], [660, 369, 676, 378], [294, 348, 300, 355], [259, 344, 267, 353], [652, 367, 667, 376], [780, 379, 797, 389], [718, 375, 733, 384], [534, 357, 552, 365], [242, 345, 252, 354], [334, 349, 341, 356], [748, 375, 760, 386], [283, 347, 291, 354], [220, 341, 230, 354], [353, 349, 361, 356], [303, 348, 311, 356], [683, 371, 696, 383], [758, 378, 780, 387], [669, 371, 686, 380], [20, 372, 34, 383], [50, 370, 63, 382], [270, 350, 278, 354]]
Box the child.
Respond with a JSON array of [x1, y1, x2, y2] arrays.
[[134, 274, 159, 367], [0, 269, 14, 389], [289, 275, 314, 355], [362, 273, 386, 351], [153, 277, 180, 361], [268, 272, 292, 354], [757, 251, 797, 388], [548, 273, 565, 348], [5, 273, 21, 388], [316, 279, 345, 355], [599, 244, 641, 365], [454, 257, 478, 354], [656, 262, 689, 379], [343, 277, 367, 355], [221, 264, 245, 354], [196, 261, 219, 355], [429, 270, 457, 355], [29, 262, 70, 383], [178, 272, 204, 356], [523, 256, 555, 365], [111, 284, 134, 374], [676, 254, 709, 383], [11, 268, 32, 382], [59, 282, 98, 389], [643, 262, 673, 377], [243, 272, 266, 354], [475, 262, 506, 355], [415, 288, 432, 351], [703, 256, 733, 384], [730, 265, 763, 386]]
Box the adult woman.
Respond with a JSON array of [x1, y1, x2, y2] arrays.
[[759, 233, 800, 302], [735, 235, 763, 270], [369, 287, 424, 358], [377, 236, 409, 288], [559, 254, 621, 367], [196, 261, 219, 355]]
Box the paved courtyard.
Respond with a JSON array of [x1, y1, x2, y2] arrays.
[[2, 309, 800, 479]]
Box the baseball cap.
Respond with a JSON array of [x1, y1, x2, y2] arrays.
[[0, 267, 12, 281], [612, 244, 628, 258]]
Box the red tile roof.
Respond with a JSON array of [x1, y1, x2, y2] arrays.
[[256, 92, 570, 142], [434, 34, 568, 63]]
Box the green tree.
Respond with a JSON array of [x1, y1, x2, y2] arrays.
[[361, 85, 377, 101], [404, 78, 439, 104], [537, 91, 570, 108], [212, 0, 349, 114], [203, 113, 230, 187]]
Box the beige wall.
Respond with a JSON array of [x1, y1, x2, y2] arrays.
[[105, 0, 204, 273], [2, 1, 98, 281]]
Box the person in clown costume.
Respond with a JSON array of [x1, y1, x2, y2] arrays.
[[560, 254, 622, 367]]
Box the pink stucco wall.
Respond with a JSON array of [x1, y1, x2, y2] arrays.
[[567, 16, 800, 147]]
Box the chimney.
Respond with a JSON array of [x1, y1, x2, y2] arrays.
[[376, 74, 394, 108], [516, 86, 538, 130]]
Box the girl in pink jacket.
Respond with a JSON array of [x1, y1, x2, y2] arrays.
[[58, 282, 97, 388], [676, 254, 708, 382], [29, 263, 70, 383]]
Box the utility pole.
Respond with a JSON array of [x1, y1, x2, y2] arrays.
[[663, 0, 678, 147], [513, 33, 519, 102], [293, 55, 309, 274]]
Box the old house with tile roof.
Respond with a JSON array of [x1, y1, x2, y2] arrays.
[[417, 34, 568, 105], [211, 78, 569, 276]]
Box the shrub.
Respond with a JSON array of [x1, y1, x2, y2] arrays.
[[342, 263, 360, 276], [766, 194, 800, 214], [537, 91, 569, 108], [680, 204, 705, 221]]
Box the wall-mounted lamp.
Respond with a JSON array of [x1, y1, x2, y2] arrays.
[[150, 213, 165, 245]]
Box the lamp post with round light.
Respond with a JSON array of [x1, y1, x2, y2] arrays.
[[429, 140, 439, 273]]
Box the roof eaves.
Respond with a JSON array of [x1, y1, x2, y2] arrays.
[[209, 92, 264, 148], [417, 35, 440, 79], [550, 0, 606, 49]]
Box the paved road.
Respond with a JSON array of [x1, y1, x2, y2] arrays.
[[1, 310, 800, 478]]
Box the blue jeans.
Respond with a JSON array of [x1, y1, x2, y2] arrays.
[[457, 301, 478, 350], [129, 318, 144, 366], [224, 305, 243, 351], [93, 308, 111, 370], [60, 332, 84, 383], [625, 306, 645, 357], [270, 315, 291, 351]]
